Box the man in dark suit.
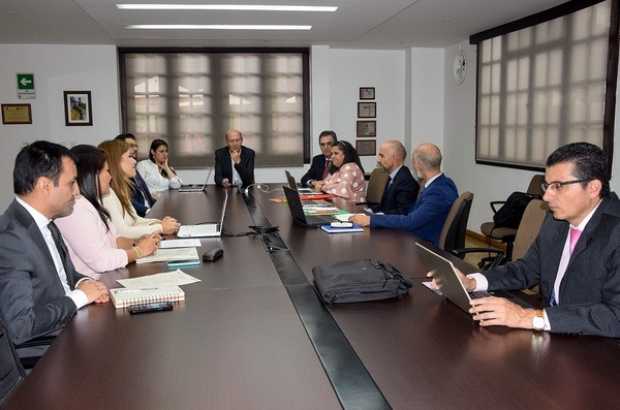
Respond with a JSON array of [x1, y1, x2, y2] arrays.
[[0, 141, 109, 346], [214, 129, 255, 189], [351, 144, 457, 246], [371, 140, 419, 214], [442, 143, 620, 337], [115, 133, 156, 216], [301, 130, 337, 188]]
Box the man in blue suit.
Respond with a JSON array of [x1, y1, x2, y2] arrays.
[[351, 143, 457, 246]]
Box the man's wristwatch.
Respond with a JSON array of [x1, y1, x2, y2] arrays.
[[532, 310, 546, 331]]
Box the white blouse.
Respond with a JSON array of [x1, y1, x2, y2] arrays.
[[102, 188, 162, 239], [136, 159, 182, 193]]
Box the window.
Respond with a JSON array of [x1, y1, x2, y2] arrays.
[[120, 49, 310, 168], [471, 0, 618, 170]]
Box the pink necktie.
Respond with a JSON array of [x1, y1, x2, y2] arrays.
[[569, 227, 582, 254]]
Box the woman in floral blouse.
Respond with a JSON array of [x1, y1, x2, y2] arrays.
[[314, 141, 366, 202]]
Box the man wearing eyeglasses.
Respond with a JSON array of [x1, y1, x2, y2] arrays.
[[430, 142, 620, 337]]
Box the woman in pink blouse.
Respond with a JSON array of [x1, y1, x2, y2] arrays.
[[56, 145, 159, 279], [314, 141, 366, 202]]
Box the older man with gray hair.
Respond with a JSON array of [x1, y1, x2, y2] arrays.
[[371, 140, 419, 214], [351, 143, 458, 246]]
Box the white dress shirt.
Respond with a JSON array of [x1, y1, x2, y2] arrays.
[[136, 159, 182, 193], [15, 197, 89, 309], [424, 172, 443, 189], [469, 200, 602, 331], [387, 165, 403, 188], [231, 156, 242, 186]]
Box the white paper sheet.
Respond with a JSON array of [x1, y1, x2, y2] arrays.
[[117, 269, 201, 289]]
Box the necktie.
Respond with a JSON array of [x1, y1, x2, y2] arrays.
[[48, 221, 72, 283], [321, 159, 330, 179], [569, 227, 582, 254]]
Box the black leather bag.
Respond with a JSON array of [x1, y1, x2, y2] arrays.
[[312, 259, 412, 304]]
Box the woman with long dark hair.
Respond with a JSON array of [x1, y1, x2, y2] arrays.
[[55, 145, 159, 278], [314, 141, 366, 202], [136, 139, 182, 194], [99, 140, 180, 239]]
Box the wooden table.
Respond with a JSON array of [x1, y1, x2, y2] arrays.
[[4, 186, 620, 410]]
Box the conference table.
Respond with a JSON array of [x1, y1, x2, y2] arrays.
[[4, 185, 620, 410]]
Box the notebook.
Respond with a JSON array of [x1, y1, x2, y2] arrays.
[[109, 286, 185, 309], [136, 247, 199, 264], [177, 190, 228, 237], [320, 224, 364, 234]]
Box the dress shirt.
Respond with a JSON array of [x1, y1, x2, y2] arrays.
[[136, 159, 182, 193], [424, 172, 442, 188], [56, 196, 128, 279], [469, 200, 602, 331], [231, 156, 242, 186], [15, 197, 89, 309]]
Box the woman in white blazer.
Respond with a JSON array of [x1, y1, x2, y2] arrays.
[[99, 139, 180, 240]]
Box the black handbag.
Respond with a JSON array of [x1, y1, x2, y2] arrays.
[[312, 259, 412, 304]]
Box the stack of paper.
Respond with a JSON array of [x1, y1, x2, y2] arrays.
[[136, 247, 199, 264]]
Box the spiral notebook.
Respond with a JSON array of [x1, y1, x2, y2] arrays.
[[109, 286, 185, 309]]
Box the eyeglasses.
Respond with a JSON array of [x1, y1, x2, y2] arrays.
[[541, 179, 590, 193]]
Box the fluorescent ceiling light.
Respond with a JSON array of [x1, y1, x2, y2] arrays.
[[117, 4, 338, 12], [126, 24, 312, 30]]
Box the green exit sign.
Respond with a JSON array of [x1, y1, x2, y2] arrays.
[[17, 73, 34, 91]]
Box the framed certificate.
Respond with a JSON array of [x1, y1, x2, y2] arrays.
[[356, 139, 376, 156], [357, 102, 376, 118], [356, 120, 376, 138], [359, 87, 375, 100], [1, 104, 32, 124]]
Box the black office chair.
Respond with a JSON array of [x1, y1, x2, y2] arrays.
[[438, 192, 474, 255], [0, 320, 25, 405], [454, 199, 548, 269], [479, 174, 544, 260]]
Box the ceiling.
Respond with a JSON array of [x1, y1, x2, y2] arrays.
[[0, 0, 569, 48]]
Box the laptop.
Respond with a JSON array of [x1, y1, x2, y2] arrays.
[[282, 185, 337, 227], [415, 243, 490, 312], [284, 170, 314, 194], [177, 190, 228, 237], [178, 168, 212, 192]]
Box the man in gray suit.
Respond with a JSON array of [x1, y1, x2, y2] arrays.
[[431, 142, 620, 337], [0, 141, 109, 347]]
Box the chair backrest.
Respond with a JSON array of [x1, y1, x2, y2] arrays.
[[511, 199, 548, 261], [526, 174, 545, 198], [0, 320, 24, 405], [365, 167, 389, 204], [439, 192, 474, 252]]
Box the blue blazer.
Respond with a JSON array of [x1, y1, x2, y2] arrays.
[[370, 174, 458, 246]]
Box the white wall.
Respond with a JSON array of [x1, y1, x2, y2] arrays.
[[409, 48, 445, 153], [326, 47, 406, 172], [0, 44, 121, 210], [443, 41, 620, 233]]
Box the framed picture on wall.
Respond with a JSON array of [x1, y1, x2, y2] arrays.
[[356, 120, 376, 138], [64, 90, 93, 126], [357, 102, 376, 118], [1, 104, 32, 124], [359, 87, 375, 100], [356, 139, 376, 156]]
